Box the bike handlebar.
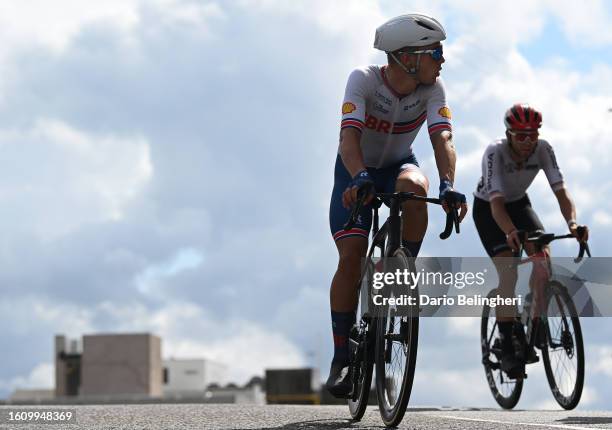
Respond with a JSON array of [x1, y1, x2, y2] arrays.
[[343, 189, 460, 240], [518, 227, 591, 262]]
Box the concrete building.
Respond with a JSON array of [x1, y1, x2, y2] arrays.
[[162, 358, 226, 396], [55, 335, 82, 397], [55, 333, 162, 399]]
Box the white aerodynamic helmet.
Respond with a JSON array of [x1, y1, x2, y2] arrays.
[[374, 14, 446, 52]]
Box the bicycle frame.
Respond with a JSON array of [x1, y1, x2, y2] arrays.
[[349, 192, 457, 318], [515, 231, 589, 350]]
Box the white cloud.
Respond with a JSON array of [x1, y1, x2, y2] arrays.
[[0, 296, 94, 338], [593, 211, 612, 227], [547, 0, 612, 47], [445, 317, 480, 337], [0, 119, 152, 240], [135, 247, 204, 297], [0, 362, 54, 393], [0, 1, 139, 53], [592, 346, 612, 376]]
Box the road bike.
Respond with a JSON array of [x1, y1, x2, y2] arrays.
[[481, 229, 590, 410], [344, 188, 460, 427]]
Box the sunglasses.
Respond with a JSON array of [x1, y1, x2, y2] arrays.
[[409, 46, 444, 61], [508, 130, 539, 143]]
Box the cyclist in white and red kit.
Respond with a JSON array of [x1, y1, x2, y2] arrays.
[[473, 103, 589, 376], [326, 13, 468, 397]]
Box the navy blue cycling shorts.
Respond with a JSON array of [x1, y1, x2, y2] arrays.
[[329, 154, 420, 242]]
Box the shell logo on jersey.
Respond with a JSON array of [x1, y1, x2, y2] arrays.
[[438, 107, 452, 119], [342, 102, 357, 114]]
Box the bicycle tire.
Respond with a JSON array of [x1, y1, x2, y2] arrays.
[[480, 288, 523, 409], [375, 248, 418, 427], [541, 281, 584, 410], [347, 320, 375, 420], [348, 260, 376, 420]]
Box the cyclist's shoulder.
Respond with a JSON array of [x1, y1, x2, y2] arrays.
[[417, 77, 446, 97], [536, 138, 553, 150], [484, 138, 506, 155], [346, 65, 383, 86]]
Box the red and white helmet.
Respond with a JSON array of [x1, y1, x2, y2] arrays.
[[504, 103, 542, 131]]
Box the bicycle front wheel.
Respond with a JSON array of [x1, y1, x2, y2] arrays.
[[347, 319, 375, 421], [348, 255, 376, 420], [480, 288, 523, 409], [541, 281, 584, 410], [375, 248, 418, 427]]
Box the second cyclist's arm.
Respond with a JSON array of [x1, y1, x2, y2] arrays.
[[490, 196, 517, 235], [339, 128, 366, 177], [554, 187, 577, 228], [431, 130, 456, 184]]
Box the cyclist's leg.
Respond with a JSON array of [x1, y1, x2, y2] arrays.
[[473, 196, 518, 321], [327, 155, 373, 396], [393, 156, 428, 257], [513, 196, 549, 323], [329, 153, 372, 313], [326, 237, 368, 396]]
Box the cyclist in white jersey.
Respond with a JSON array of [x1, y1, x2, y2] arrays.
[[473, 103, 589, 377], [326, 13, 468, 397]]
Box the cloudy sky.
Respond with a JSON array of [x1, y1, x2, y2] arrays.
[[1, 0, 611, 409]]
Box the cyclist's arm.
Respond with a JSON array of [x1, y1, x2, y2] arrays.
[[431, 130, 456, 184], [554, 188, 589, 241], [426, 80, 455, 184], [339, 128, 366, 177], [490, 196, 516, 235], [554, 187, 577, 227]]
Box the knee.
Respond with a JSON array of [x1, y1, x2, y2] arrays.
[[396, 174, 429, 195]]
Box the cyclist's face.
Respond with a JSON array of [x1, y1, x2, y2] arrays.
[[509, 129, 539, 158], [414, 43, 445, 84]]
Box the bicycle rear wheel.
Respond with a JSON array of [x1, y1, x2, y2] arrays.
[[348, 259, 376, 420], [541, 281, 584, 410], [480, 288, 523, 409], [375, 248, 418, 427]]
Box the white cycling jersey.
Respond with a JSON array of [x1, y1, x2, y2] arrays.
[[339, 65, 452, 169], [474, 139, 565, 202]]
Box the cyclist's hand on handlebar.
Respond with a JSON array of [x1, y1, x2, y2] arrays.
[[505, 229, 522, 253], [570, 223, 589, 243], [439, 180, 468, 222], [342, 170, 375, 209]]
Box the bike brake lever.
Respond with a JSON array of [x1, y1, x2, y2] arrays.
[[574, 242, 591, 263], [453, 207, 460, 234], [343, 185, 372, 231], [439, 209, 455, 240]]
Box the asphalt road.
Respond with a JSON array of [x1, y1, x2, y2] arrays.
[[1, 405, 612, 429]]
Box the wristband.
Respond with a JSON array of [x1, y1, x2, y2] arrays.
[[505, 229, 517, 239], [439, 178, 453, 194], [567, 219, 577, 228], [354, 170, 370, 180]]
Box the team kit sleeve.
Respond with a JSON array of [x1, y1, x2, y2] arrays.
[[539, 140, 565, 191], [484, 144, 504, 200], [425, 79, 453, 137], [340, 68, 368, 133]]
